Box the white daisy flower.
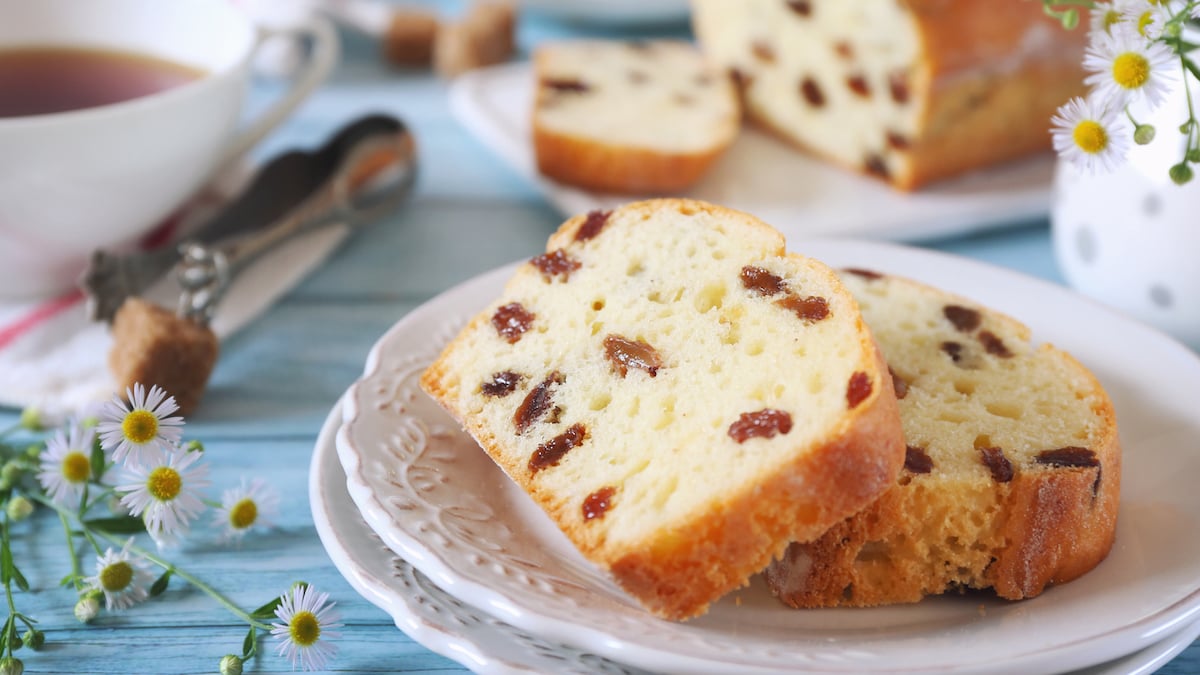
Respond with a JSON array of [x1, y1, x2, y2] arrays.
[[1089, 0, 1138, 35], [1084, 24, 1178, 108], [97, 383, 185, 468], [1124, 2, 1174, 38], [84, 541, 154, 611], [271, 584, 343, 671], [212, 478, 279, 543], [37, 423, 100, 508], [117, 446, 209, 547], [1051, 96, 1131, 173]]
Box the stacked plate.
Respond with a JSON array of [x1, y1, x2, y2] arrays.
[[313, 240, 1200, 674]]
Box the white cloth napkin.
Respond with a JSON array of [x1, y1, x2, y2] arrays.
[[0, 167, 349, 418]]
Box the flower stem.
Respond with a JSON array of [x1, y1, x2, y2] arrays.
[[1, 515, 19, 660], [59, 511, 84, 590], [28, 491, 273, 630], [90, 529, 272, 630]]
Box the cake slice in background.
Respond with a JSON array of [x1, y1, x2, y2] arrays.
[[690, 0, 1086, 189], [532, 41, 740, 194]]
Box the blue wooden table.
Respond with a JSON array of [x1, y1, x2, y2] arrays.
[[2, 3, 1196, 673]]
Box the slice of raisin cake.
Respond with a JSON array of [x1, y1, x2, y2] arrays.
[[532, 41, 739, 194], [690, 0, 1085, 189], [420, 199, 904, 620], [764, 269, 1120, 608]]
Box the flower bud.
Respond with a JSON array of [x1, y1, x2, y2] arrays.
[[0, 656, 23, 675], [1133, 124, 1156, 145], [5, 496, 32, 522], [1188, 148, 1200, 163], [219, 654, 244, 675], [185, 440, 205, 454], [0, 463, 22, 490], [74, 596, 100, 623], [1170, 162, 1194, 185], [20, 629, 42, 651], [1061, 8, 1079, 29], [17, 408, 41, 432]]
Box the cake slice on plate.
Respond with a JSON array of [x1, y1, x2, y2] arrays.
[[765, 269, 1120, 607], [421, 199, 905, 619]]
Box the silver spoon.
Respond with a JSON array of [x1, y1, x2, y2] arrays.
[[83, 113, 417, 323]]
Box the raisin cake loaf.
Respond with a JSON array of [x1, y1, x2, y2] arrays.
[[420, 199, 904, 620], [690, 0, 1086, 189], [764, 269, 1120, 607], [532, 41, 740, 194]]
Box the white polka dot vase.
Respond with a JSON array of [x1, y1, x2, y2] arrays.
[[1051, 74, 1200, 349]]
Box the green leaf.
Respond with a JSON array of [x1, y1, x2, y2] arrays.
[[241, 625, 258, 660], [149, 570, 171, 597], [10, 562, 28, 592], [0, 539, 14, 585], [83, 516, 146, 534], [59, 573, 79, 588], [90, 444, 105, 482], [249, 595, 284, 621]]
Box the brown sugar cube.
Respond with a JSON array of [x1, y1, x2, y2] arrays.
[[382, 8, 439, 67], [433, 1, 516, 78], [108, 298, 219, 416]]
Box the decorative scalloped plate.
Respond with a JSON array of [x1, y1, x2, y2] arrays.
[[313, 399, 1200, 675], [338, 239, 1200, 675]]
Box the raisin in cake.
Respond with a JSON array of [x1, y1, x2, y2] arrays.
[[764, 269, 1120, 607], [532, 41, 739, 194], [690, 0, 1086, 189], [420, 199, 905, 620]]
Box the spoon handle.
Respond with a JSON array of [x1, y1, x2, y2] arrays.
[[176, 120, 417, 324]]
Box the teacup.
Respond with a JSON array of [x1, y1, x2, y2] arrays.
[[0, 0, 338, 300]]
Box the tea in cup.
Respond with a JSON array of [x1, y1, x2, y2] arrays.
[[0, 0, 338, 299]]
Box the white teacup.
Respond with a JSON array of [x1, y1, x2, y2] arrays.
[[0, 0, 338, 300]]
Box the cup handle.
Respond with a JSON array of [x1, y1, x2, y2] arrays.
[[216, 15, 340, 168]]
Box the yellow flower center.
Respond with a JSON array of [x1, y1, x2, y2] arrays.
[[100, 561, 133, 592], [1112, 52, 1151, 90], [147, 467, 182, 501], [228, 498, 258, 530], [61, 451, 91, 483], [1073, 120, 1109, 154], [289, 611, 321, 647], [121, 409, 159, 445], [1137, 11, 1154, 37], [1103, 10, 1121, 32]]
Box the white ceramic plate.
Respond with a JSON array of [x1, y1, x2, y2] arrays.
[[518, 0, 690, 25], [338, 239, 1200, 675], [449, 63, 1055, 242], [312, 399, 1200, 675]]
